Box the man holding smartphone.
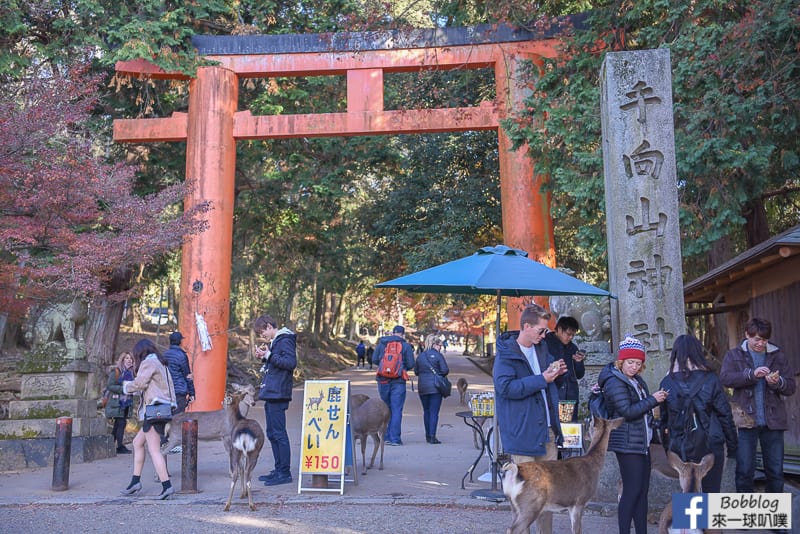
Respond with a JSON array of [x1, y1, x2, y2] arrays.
[[545, 316, 586, 422]]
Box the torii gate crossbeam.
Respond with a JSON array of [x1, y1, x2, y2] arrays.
[[114, 24, 564, 411]]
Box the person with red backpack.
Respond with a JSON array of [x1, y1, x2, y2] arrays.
[[372, 325, 416, 446]]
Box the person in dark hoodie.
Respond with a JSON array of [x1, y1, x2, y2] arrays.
[[659, 334, 737, 493], [372, 325, 415, 446], [600, 335, 668, 534], [253, 314, 297, 486], [493, 303, 566, 534]]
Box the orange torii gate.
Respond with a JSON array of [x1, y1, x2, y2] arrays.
[[114, 24, 563, 411]]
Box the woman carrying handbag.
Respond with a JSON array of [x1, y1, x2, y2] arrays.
[[120, 339, 177, 499], [414, 334, 450, 444], [105, 351, 136, 454]]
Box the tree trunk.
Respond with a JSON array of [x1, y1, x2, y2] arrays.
[[743, 198, 770, 248], [85, 296, 125, 397]]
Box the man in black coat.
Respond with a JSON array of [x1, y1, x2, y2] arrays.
[[544, 316, 585, 422], [163, 331, 195, 414]]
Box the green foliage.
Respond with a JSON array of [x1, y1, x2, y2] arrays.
[[508, 0, 800, 278]]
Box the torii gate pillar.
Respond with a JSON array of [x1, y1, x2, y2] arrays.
[[114, 25, 568, 410], [497, 54, 555, 328], [179, 66, 237, 411]]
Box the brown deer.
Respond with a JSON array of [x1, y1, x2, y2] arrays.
[[160, 383, 256, 478], [457, 377, 468, 406], [351, 397, 390, 475], [657, 451, 714, 534], [222, 389, 265, 512], [500, 416, 624, 534]]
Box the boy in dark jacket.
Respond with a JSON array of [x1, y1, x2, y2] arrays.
[[163, 331, 195, 414], [720, 317, 796, 493], [254, 314, 298, 486]]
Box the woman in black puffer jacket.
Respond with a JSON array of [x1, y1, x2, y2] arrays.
[[599, 336, 668, 534]]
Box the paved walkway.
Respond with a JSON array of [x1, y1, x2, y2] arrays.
[[1, 351, 787, 533]]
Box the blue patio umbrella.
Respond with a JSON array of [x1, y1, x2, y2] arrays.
[[375, 245, 612, 500], [375, 244, 612, 335]]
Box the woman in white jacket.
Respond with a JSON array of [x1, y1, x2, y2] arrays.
[[120, 339, 177, 499]]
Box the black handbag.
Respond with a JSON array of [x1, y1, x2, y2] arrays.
[[144, 363, 176, 424], [426, 357, 452, 398], [434, 374, 453, 398], [144, 402, 173, 424]]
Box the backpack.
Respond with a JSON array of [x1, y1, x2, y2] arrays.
[[671, 378, 711, 463], [588, 387, 609, 419], [376, 340, 404, 379]]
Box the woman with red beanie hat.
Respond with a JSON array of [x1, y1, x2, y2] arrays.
[[598, 335, 668, 534]]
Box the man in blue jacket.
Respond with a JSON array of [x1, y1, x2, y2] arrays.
[[372, 325, 415, 446], [163, 331, 195, 414], [493, 304, 566, 534], [254, 314, 298, 486]]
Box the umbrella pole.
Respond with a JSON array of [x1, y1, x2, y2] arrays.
[[472, 291, 506, 502]]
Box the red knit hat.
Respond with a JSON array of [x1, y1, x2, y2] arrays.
[[618, 335, 646, 361]]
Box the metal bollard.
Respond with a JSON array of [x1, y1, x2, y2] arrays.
[[51, 417, 73, 491], [180, 418, 199, 493]]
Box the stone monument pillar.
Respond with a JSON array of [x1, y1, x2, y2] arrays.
[[601, 48, 685, 388], [0, 302, 114, 470]]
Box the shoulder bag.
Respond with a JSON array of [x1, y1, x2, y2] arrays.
[[426, 356, 452, 398], [144, 363, 176, 424]]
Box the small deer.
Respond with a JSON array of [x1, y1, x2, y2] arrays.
[[351, 397, 390, 475], [306, 389, 324, 411], [457, 377, 468, 406], [160, 383, 255, 479], [222, 389, 265, 512], [657, 451, 714, 534], [500, 416, 624, 534]]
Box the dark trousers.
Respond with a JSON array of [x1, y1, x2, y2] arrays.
[[264, 400, 291, 476], [112, 415, 127, 448], [702, 446, 725, 493], [174, 394, 188, 414], [736, 426, 785, 492], [616, 452, 651, 534], [419, 393, 443, 439]]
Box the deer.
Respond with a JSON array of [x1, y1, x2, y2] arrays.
[[306, 389, 324, 411], [457, 377, 468, 406], [657, 451, 715, 534], [350, 397, 390, 475], [222, 388, 265, 512], [160, 383, 255, 463], [499, 416, 624, 534]]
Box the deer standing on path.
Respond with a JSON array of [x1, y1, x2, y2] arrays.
[[500, 416, 624, 534], [222, 389, 265, 512], [351, 397, 390, 475]]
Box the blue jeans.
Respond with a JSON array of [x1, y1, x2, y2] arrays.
[[377, 380, 406, 443], [264, 400, 291, 476], [419, 393, 443, 439], [736, 426, 784, 492]]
